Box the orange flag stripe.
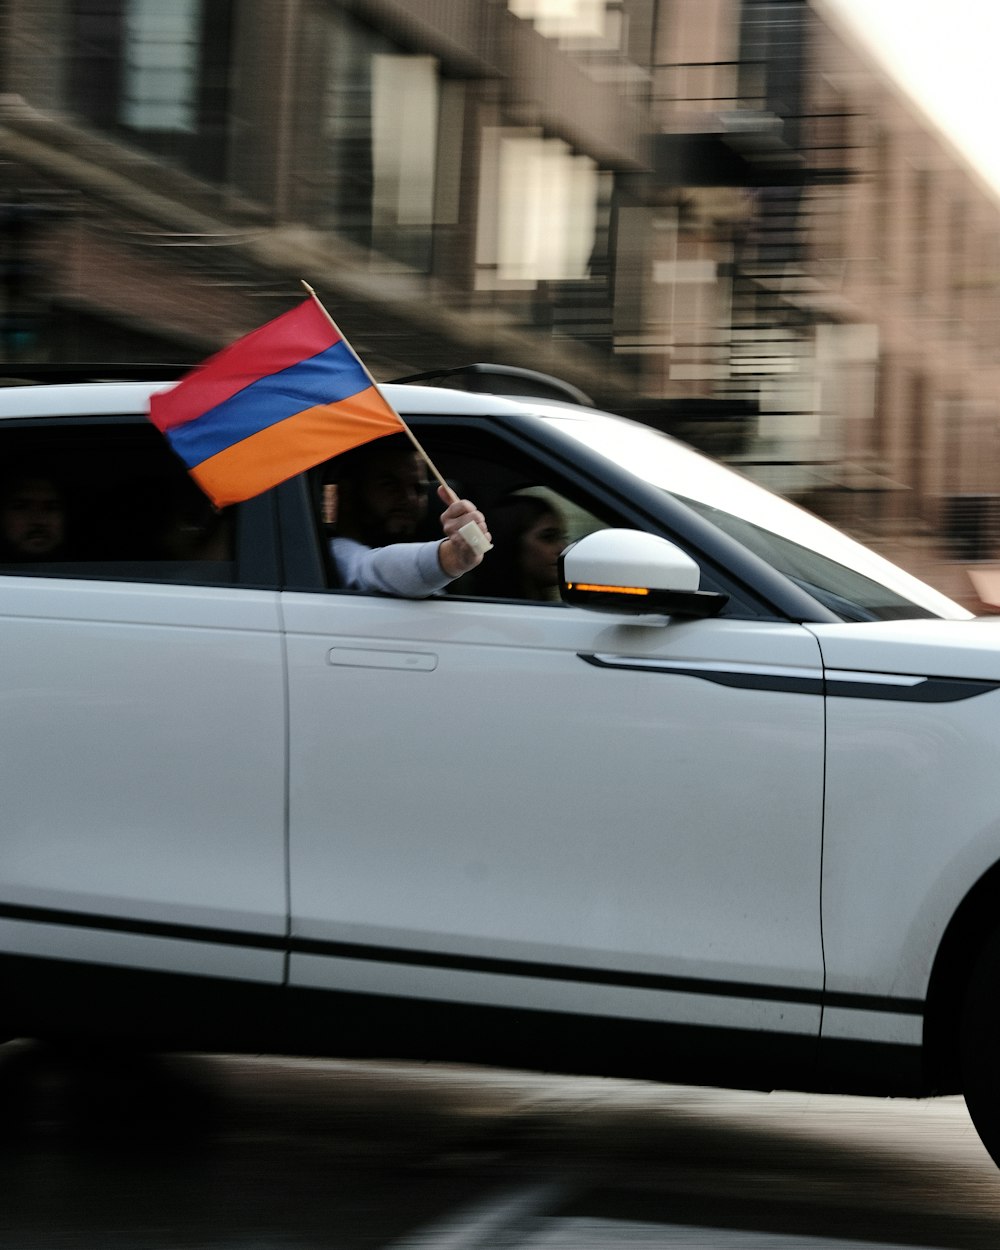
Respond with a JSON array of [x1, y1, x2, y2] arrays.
[[191, 387, 403, 508]]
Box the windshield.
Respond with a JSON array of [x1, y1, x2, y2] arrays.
[[544, 410, 971, 622]]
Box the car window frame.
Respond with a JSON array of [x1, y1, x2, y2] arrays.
[[273, 411, 838, 623]]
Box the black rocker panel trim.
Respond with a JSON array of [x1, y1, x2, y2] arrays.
[[0, 901, 283, 950], [0, 901, 923, 1018], [290, 933, 924, 1018]]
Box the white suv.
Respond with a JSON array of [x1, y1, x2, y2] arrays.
[[4, 376, 1000, 1170]]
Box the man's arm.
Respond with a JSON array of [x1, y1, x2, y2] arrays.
[[330, 490, 492, 597], [331, 536, 453, 596]]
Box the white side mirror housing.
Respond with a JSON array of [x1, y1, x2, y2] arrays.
[[560, 529, 728, 617]]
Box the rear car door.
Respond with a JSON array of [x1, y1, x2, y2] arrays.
[[0, 419, 287, 993]]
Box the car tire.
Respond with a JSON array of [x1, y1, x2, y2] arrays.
[[960, 927, 1000, 1169]]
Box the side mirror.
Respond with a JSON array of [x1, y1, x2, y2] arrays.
[[559, 529, 728, 617]]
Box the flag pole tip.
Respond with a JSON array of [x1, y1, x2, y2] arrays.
[[300, 279, 316, 296]]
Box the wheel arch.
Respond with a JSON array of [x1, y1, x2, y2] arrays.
[[924, 858, 1000, 1092]]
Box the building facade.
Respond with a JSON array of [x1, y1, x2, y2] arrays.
[[642, 0, 1000, 585], [0, 0, 653, 404], [2, 0, 1000, 592]]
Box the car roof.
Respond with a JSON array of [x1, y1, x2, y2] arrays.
[[0, 380, 165, 418], [0, 380, 575, 422]]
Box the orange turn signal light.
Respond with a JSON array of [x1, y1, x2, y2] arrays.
[[566, 582, 650, 596]]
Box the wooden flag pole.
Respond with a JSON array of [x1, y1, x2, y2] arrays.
[[301, 281, 491, 556], [301, 280, 455, 499]]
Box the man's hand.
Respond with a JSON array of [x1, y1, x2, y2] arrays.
[[437, 485, 491, 578]]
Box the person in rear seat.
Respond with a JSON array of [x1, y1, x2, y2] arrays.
[[0, 467, 68, 561]]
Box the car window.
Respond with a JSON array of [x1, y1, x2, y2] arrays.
[[674, 496, 938, 622], [312, 426, 615, 603], [0, 421, 238, 584], [543, 410, 971, 622], [449, 483, 604, 602]]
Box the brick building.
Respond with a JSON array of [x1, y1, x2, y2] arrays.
[[1, 0, 999, 597], [0, 0, 652, 404]]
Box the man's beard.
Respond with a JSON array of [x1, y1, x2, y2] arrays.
[[362, 510, 419, 547]]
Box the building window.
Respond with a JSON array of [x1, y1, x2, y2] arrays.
[[371, 56, 439, 258], [508, 0, 623, 47], [122, 0, 200, 132], [477, 131, 599, 287], [323, 15, 443, 270], [68, 0, 233, 179]]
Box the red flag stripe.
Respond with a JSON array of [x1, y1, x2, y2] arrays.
[[149, 299, 341, 433]]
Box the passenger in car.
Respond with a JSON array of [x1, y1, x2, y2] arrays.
[[474, 493, 568, 601], [0, 467, 69, 561], [326, 434, 490, 596]]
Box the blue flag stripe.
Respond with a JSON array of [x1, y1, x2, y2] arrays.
[[167, 341, 371, 467]]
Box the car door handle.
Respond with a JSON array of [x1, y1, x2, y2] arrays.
[[327, 647, 438, 672]]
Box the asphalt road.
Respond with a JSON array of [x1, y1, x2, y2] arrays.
[[2, 1040, 999, 1249]]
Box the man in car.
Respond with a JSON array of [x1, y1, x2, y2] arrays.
[[0, 467, 68, 561], [327, 434, 490, 595]]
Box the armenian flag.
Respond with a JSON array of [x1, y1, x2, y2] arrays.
[[148, 296, 406, 507]]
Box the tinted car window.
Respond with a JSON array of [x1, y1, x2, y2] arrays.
[[543, 410, 971, 622], [674, 496, 939, 622], [0, 421, 236, 583]]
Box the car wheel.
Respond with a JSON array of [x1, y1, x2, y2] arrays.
[[0, 1038, 39, 1142], [960, 927, 1000, 1169]]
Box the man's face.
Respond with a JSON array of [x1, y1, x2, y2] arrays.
[[1, 477, 65, 557], [355, 450, 427, 544]]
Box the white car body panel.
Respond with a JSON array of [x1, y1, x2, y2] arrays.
[[0, 577, 287, 982], [0, 382, 163, 418], [811, 620, 1000, 1018], [810, 618, 1000, 680], [8, 375, 1000, 1145], [283, 595, 826, 1034], [821, 1005, 923, 1047]]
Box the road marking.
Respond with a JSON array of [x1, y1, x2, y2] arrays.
[[383, 1192, 932, 1250], [519, 1221, 930, 1249], [383, 1181, 571, 1249]]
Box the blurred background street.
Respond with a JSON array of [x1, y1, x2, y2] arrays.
[[4, 0, 1000, 610], [3, 1043, 1000, 1249], [4, 6, 1000, 1234]]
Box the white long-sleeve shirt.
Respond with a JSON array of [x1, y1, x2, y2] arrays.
[[330, 535, 453, 597]]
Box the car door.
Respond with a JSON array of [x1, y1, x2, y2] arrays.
[[0, 512, 287, 988], [283, 589, 825, 1042]]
